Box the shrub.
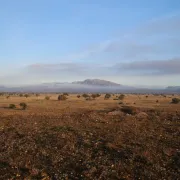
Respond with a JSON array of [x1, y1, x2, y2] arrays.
[[19, 94, 23, 97], [82, 94, 89, 98], [171, 98, 180, 104], [19, 102, 27, 110], [77, 95, 81, 98], [121, 106, 137, 115], [6, 96, 10, 99], [58, 94, 67, 101], [91, 93, 100, 99], [104, 93, 111, 99], [45, 96, 50, 100], [9, 104, 16, 109], [24, 94, 29, 98], [118, 94, 125, 100], [63, 92, 69, 96], [156, 100, 159, 103], [36, 93, 40, 97]]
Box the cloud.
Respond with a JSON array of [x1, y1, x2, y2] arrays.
[[115, 58, 180, 75], [25, 58, 180, 77]]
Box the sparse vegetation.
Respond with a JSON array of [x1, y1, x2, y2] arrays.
[[77, 95, 81, 98], [0, 93, 180, 179]]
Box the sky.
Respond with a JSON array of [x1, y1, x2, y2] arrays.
[[0, 0, 180, 87]]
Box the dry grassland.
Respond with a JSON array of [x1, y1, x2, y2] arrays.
[[0, 93, 180, 179]]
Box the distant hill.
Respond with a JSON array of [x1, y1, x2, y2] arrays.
[[72, 79, 121, 86], [0, 79, 179, 93], [166, 86, 180, 92]]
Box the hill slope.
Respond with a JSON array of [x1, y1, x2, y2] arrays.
[[72, 79, 121, 86]]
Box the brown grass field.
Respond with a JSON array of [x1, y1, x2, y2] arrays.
[[0, 93, 180, 179]]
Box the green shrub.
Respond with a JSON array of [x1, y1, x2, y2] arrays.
[[9, 104, 16, 109], [91, 93, 100, 99], [45, 96, 50, 100], [171, 98, 180, 104], [19, 102, 27, 110], [63, 92, 69, 96], [82, 94, 89, 98]]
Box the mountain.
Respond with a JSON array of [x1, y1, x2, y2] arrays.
[[72, 79, 121, 86], [0, 79, 179, 93]]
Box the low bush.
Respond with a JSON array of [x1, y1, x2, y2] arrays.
[[24, 94, 29, 98], [118, 94, 125, 100], [104, 93, 111, 99], [58, 94, 67, 101], [82, 94, 89, 98], [91, 93, 101, 99], [19, 102, 27, 110], [45, 96, 50, 100], [171, 98, 180, 104], [121, 106, 137, 115], [9, 104, 16, 109]]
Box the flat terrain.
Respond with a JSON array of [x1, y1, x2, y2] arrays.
[[0, 93, 180, 179]]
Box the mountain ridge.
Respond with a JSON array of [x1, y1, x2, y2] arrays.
[[72, 79, 121, 86]]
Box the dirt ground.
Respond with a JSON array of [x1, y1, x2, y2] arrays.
[[0, 93, 180, 179]]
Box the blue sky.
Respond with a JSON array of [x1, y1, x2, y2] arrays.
[[0, 0, 180, 86]]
